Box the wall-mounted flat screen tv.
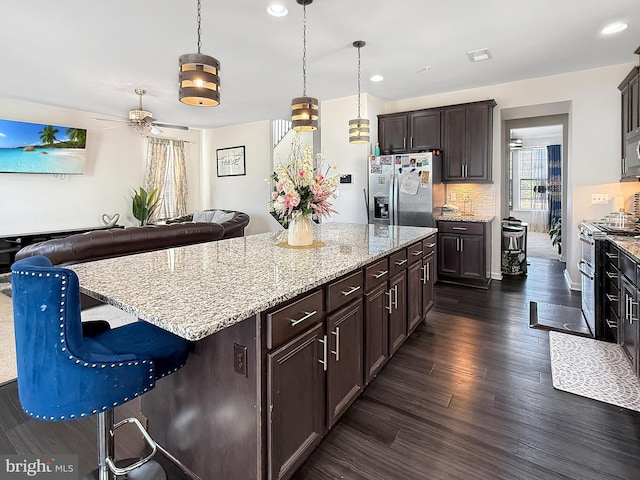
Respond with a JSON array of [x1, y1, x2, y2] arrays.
[[0, 119, 86, 174]]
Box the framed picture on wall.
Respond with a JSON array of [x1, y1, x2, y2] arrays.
[[216, 146, 246, 177]]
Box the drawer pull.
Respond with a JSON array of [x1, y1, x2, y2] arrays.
[[289, 310, 317, 327], [605, 319, 618, 329], [452, 226, 467, 231], [605, 252, 619, 259], [331, 327, 340, 362], [426, 243, 436, 248], [318, 335, 328, 371], [340, 285, 361, 297], [605, 293, 619, 303], [606, 271, 618, 279], [412, 250, 424, 256], [373, 270, 388, 279], [395, 259, 408, 266]]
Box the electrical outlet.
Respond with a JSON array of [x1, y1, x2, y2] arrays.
[[234, 343, 248, 377], [591, 194, 609, 205], [449, 192, 457, 202]]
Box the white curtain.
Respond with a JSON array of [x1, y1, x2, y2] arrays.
[[144, 138, 188, 221]]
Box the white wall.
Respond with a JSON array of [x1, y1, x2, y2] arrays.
[[202, 121, 277, 235], [380, 63, 640, 287], [0, 98, 201, 236]]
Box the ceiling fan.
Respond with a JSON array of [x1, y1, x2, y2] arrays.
[[94, 89, 189, 135]]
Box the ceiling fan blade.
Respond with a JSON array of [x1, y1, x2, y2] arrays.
[[93, 117, 130, 123], [152, 122, 190, 131], [140, 115, 157, 124]]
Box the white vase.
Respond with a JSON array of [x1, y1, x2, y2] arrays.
[[287, 215, 313, 246]]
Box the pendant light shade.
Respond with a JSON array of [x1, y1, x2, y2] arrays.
[[349, 40, 370, 144], [179, 0, 220, 106], [291, 0, 318, 131]]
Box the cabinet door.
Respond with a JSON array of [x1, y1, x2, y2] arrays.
[[379, 115, 408, 154], [268, 323, 325, 480], [437, 233, 460, 276], [407, 260, 423, 333], [630, 74, 640, 137], [327, 299, 363, 428], [442, 107, 465, 181], [459, 234, 485, 279], [410, 110, 441, 151], [364, 282, 389, 384], [465, 103, 492, 182], [422, 253, 435, 315], [620, 276, 638, 373], [388, 272, 407, 355]]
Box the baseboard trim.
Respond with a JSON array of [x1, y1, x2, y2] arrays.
[[564, 268, 580, 291]]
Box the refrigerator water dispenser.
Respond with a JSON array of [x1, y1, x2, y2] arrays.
[[374, 195, 389, 219]]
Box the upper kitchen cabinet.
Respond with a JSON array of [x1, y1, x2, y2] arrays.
[[378, 110, 441, 154], [619, 47, 640, 181], [442, 100, 496, 183]]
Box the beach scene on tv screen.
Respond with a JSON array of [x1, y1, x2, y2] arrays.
[[0, 119, 86, 174]]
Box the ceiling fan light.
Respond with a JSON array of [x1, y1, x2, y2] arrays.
[[349, 118, 370, 144], [179, 53, 221, 106]]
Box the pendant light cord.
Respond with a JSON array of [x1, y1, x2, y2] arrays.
[[357, 45, 361, 120], [196, 0, 202, 54], [302, 3, 307, 97]]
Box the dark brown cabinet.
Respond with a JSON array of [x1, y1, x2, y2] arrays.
[[603, 242, 620, 343], [267, 322, 325, 480], [326, 299, 363, 428], [363, 257, 390, 384], [620, 274, 638, 374], [378, 110, 441, 154], [618, 49, 640, 180], [442, 100, 495, 183], [437, 221, 491, 288], [388, 270, 407, 356]]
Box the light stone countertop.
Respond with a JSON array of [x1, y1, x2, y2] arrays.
[[608, 236, 640, 262], [435, 215, 495, 223], [69, 223, 437, 342]]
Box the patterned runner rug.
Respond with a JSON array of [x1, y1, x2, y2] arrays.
[[549, 331, 640, 412]]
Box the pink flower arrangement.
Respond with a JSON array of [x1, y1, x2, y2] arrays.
[[267, 135, 340, 226]]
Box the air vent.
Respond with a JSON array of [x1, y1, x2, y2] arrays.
[[467, 48, 491, 63]]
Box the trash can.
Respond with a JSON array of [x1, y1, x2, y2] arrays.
[[501, 219, 527, 276]]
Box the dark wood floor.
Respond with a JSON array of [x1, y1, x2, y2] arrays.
[[1, 258, 639, 479]]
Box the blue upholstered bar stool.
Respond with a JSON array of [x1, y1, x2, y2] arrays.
[[11, 256, 190, 480]]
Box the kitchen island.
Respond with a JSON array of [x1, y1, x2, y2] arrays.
[[69, 222, 438, 480]]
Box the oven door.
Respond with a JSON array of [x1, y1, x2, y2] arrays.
[[578, 231, 596, 336]]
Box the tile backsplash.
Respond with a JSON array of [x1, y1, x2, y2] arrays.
[[434, 183, 496, 216]]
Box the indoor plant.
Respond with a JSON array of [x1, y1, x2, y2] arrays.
[[549, 218, 562, 254], [268, 135, 340, 246], [131, 186, 161, 226]]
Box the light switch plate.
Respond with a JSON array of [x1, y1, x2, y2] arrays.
[[591, 194, 609, 205]]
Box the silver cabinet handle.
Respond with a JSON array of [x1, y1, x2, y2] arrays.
[[403, 137, 406, 149], [426, 242, 436, 248], [606, 271, 618, 279], [318, 335, 328, 371], [461, 165, 464, 178], [456, 238, 460, 251], [426, 262, 430, 282], [605, 252, 618, 259], [386, 289, 393, 312], [395, 259, 407, 266], [331, 327, 340, 362], [460, 239, 464, 252], [411, 136, 414, 148], [340, 285, 361, 297], [421, 263, 430, 284], [465, 165, 468, 177], [289, 310, 317, 327], [605, 293, 618, 303], [452, 227, 467, 231], [393, 285, 399, 309], [373, 270, 388, 279], [412, 250, 424, 256], [605, 319, 618, 329], [625, 294, 631, 322]]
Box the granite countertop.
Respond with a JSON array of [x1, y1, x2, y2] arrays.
[[69, 223, 437, 341], [608, 236, 640, 262], [435, 214, 495, 223]]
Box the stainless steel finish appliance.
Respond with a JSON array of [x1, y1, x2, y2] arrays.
[[368, 152, 441, 227]]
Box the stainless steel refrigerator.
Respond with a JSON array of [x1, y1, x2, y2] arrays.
[[368, 152, 442, 227]]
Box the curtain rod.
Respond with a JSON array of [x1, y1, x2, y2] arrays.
[[145, 135, 193, 144]]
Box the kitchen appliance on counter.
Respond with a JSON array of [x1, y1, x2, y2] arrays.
[[577, 221, 639, 341], [368, 152, 442, 227]]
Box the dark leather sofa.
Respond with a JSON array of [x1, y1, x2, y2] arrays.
[[14, 210, 250, 266], [166, 209, 250, 239]]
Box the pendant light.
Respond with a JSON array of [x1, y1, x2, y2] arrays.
[[179, 0, 220, 106], [349, 40, 370, 144], [291, 0, 318, 131]]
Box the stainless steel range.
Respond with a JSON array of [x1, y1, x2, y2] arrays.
[[577, 221, 638, 340]]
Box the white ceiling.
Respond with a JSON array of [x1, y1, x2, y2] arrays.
[[1, 0, 638, 131]]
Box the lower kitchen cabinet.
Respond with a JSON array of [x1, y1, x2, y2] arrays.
[[364, 281, 389, 384], [437, 220, 491, 288], [388, 271, 407, 355], [267, 322, 325, 480], [620, 271, 639, 375], [422, 252, 435, 315]]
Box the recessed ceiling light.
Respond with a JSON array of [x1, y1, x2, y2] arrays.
[[467, 48, 491, 62], [370, 74, 384, 82], [601, 22, 628, 35], [267, 3, 288, 17]]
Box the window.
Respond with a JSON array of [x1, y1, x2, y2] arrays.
[[510, 147, 548, 211]]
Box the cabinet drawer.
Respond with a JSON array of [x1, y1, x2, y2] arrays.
[[326, 270, 363, 313], [438, 221, 484, 235], [422, 235, 437, 257], [620, 252, 636, 283], [606, 277, 620, 299], [407, 241, 425, 265], [364, 257, 389, 291], [389, 249, 408, 277], [266, 290, 324, 350]]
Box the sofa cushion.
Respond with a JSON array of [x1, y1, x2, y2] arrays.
[[194, 209, 236, 224]]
